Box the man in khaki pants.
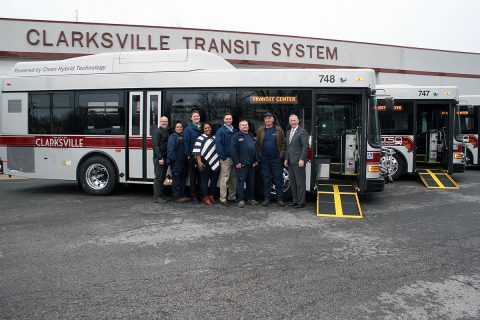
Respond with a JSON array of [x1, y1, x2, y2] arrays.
[[215, 113, 237, 206]]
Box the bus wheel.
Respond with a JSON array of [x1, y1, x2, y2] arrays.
[[280, 167, 292, 201], [255, 167, 292, 201], [382, 152, 403, 180], [466, 150, 473, 166], [79, 156, 117, 195]]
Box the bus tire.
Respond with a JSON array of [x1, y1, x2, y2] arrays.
[[466, 149, 473, 166], [255, 167, 292, 201], [79, 156, 117, 196], [389, 152, 404, 180]]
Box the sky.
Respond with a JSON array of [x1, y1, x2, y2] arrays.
[[2, 0, 480, 53]]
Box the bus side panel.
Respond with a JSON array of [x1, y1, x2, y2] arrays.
[[2, 93, 28, 134], [1, 93, 28, 176]]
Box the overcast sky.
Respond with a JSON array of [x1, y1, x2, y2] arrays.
[[2, 0, 480, 53]]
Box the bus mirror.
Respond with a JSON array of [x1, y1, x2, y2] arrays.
[[384, 97, 394, 110]]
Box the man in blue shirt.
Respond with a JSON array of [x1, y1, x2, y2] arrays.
[[256, 112, 286, 206], [183, 109, 202, 202], [215, 113, 237, 206]]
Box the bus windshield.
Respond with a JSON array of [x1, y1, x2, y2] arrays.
[[369, 96, 382, 148], [454, 104, 463, 142]]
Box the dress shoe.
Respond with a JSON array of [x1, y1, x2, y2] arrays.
[[220, 201, 229, 207], [278, 200, 285, 206], [238, 200, 245, 208], [293, 204, 305, 209], [261, 200, 269, 206], [247, 199, 258, 205], [175, 197, 189, 203], [208, 195, 216, 204], [202, 196, 213, 205], [288, 203, 298, 207]]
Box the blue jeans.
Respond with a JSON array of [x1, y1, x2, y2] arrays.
[[261, 157, 284, 201], [171, 161, 188, 199], [235, 164, 255, 202]]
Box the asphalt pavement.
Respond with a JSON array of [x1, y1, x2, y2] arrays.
[[1, 170, 480, 319]]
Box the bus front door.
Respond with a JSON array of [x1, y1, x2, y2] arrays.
[[416, 104, 449, 168], [313, 93, 362, 187], [127, 91, 162, 181]]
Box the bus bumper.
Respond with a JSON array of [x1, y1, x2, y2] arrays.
[[451, 163, 465, 174], [366, 178, 385, 193]]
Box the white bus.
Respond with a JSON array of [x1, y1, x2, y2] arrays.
[[458, 95, 480, 166], [377, 85, 465, 180], [0, 50, 385, 196]]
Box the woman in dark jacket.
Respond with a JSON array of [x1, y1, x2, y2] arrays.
[[167, 121, 189, 203]]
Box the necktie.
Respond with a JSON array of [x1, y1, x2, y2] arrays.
[[290, 128, 296, 143]]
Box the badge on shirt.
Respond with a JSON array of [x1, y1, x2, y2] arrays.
[[238, 138, 244, 141]]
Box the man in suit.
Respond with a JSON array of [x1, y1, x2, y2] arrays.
[[284, 114, 309, 208]]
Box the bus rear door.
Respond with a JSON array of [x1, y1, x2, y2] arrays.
[[127, 91, 162, 181]]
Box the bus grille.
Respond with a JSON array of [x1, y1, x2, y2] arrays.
[[7, 147, 35, 173]]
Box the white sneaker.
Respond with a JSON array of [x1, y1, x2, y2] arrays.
[[238, 201, 245, 208]]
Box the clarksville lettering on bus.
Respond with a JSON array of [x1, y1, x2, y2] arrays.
[[35, 136, 84, 148]]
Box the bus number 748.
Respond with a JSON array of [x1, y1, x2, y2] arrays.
[[319, 75, 336, 83]]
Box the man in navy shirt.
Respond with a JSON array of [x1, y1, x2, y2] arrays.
[[256, 112, 286, 206], [230, 120, 258, 208]]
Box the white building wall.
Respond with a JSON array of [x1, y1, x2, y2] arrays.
[[0, 18, 479, 94]]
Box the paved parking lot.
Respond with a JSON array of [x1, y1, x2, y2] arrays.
[[1, 170, 480, 319]]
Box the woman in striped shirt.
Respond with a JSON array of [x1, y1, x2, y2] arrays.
[[193, 123, 220, 205]]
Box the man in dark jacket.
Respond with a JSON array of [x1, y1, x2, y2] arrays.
[[230, 120, 258, 208], [256, 112, 286, 206], [152, 116, 170, 203], [215, 113, 237, 206], [183, 109, 202, 202]]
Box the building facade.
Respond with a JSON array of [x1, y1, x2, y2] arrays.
[[1, 18, 479, 94]]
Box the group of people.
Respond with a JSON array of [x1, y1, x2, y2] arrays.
[[152, 110, 309, 209]]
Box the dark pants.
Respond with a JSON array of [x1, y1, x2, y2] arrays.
[[236, 164, 255, 202], [153, 159, 168, 199], [200, 162, 220, 197], [261, 157, 284, 201], [188, 157, 201, 199], [288, 164, 306, 205], [172, 161, 188, 199]]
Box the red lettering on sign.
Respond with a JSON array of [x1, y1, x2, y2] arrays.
[[26, 29, 40, 45]]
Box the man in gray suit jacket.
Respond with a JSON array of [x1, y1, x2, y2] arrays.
[[284, 114, 309, 208]]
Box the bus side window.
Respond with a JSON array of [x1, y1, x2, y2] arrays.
[[77, 91, 124, 135]]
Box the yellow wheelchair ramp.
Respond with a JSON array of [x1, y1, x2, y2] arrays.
[[416, 168, 459, 189], [316, 184, 362, 219]]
